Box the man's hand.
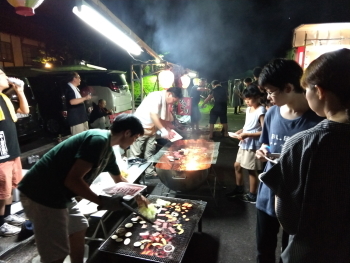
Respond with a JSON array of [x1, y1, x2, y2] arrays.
[[8, 78, 25, 93], [84, 94, 92, 101], [160, 128, 169, 139], [98, 194, 123, 211], [135, 194, 149, 208], [256, 145, 270, 161]]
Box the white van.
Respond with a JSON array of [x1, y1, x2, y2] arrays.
[[79, 70, 132, 114]]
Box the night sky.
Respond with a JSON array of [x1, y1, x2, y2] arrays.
[[1, 0, 350, 81]]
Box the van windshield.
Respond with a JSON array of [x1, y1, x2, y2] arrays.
[[80, 72, 127, 86]]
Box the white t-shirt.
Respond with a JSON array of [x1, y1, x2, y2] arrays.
[[134, 91, 164, 128], [239, 105, 266, 150]]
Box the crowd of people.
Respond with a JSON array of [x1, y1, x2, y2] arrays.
[[224, 50, 350, 263], [0, 48, 349, 263]]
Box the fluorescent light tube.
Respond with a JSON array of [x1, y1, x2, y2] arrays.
[[86, 63, 107, 70], [73, 4, 143, 55]]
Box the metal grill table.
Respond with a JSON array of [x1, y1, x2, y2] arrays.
[[99, 195, 207, 263]]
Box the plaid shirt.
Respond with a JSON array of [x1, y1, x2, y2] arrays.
[[261, 119, 350, 263]]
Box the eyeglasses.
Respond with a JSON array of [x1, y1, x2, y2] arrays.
[[266, 89, 279, 97]]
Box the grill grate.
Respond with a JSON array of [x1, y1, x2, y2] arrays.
[[99, 195, 207, 263]]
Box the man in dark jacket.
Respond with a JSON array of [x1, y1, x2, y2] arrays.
[[65, 72, 91, 135]]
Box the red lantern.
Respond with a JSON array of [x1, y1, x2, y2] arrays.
[[7, 0, 44, 16]]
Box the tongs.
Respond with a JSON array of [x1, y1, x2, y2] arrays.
[[121, 202, 155, 225]]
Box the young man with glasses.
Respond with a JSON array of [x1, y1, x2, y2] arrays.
[[65, 72, 92, 135], [254, 59, 324, 263]]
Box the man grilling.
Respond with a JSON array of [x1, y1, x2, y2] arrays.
[[130, 87, 183, 178]]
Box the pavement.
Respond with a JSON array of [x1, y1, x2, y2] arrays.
[[0, 105, 283, 263]]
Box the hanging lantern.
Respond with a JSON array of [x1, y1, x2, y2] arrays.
[[180, 75, 191, 89], [193, 77, 200, 86], [7, 0, 45, 16], [158, 70, 174, 89]]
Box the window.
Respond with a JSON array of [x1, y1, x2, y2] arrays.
[[22, 44, 39, 65], [0, 42, 13, 63]]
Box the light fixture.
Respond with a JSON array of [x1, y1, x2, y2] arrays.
[[73, 3, 143, 55], [44, 62, 52, 68], [180, 75, 191, 89], [86, 63, 107, 70], [159, 70, 174, 89]]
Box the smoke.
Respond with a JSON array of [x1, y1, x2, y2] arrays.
[[103, 0, 350, 80], [142, 0, 237, 80]]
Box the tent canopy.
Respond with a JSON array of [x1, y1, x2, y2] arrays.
[[293, 22, 350, 47]]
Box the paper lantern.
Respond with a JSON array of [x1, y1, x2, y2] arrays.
[[159, 70, 174, 89], [180, 75, 191, 89], [193, 78, 200, 86], [7, 0, 44, 16]]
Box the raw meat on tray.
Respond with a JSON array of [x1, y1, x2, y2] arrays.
[[103, 182, 146, 197]]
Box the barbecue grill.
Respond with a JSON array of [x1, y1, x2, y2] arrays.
[[99, 195, 207, 263], [150, 139, 220, 192]]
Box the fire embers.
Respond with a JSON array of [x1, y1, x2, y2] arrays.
[[164, 147, 210, 171]]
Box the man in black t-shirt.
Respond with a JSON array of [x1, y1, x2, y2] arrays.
[[65, 72, 91, 135], [89, 99, 113, 129], [190, 78, 208, 132], [0, 67, 29, 237], [201, 80, 229, 139]]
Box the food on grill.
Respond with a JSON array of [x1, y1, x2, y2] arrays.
[[163, 244, 175, 253], [152, 243, 163, 247], [111, 199, 198, 258], [171, 212, 179, 217], [111, 235, 118, 239], [138, 203, 157, 220], [156, 199, 171, 206], [139, 232, 149, 238], [134, 241, 142, 247], [115, 227, 126, 236]]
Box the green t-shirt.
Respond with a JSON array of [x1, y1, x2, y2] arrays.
[[18, 130, 120, 209]]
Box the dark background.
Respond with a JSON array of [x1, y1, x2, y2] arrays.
[[1, 0, 350, 81]]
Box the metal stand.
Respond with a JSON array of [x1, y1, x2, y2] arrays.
[[85, 210, 114, 243], [161, 167, 219, 207]]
